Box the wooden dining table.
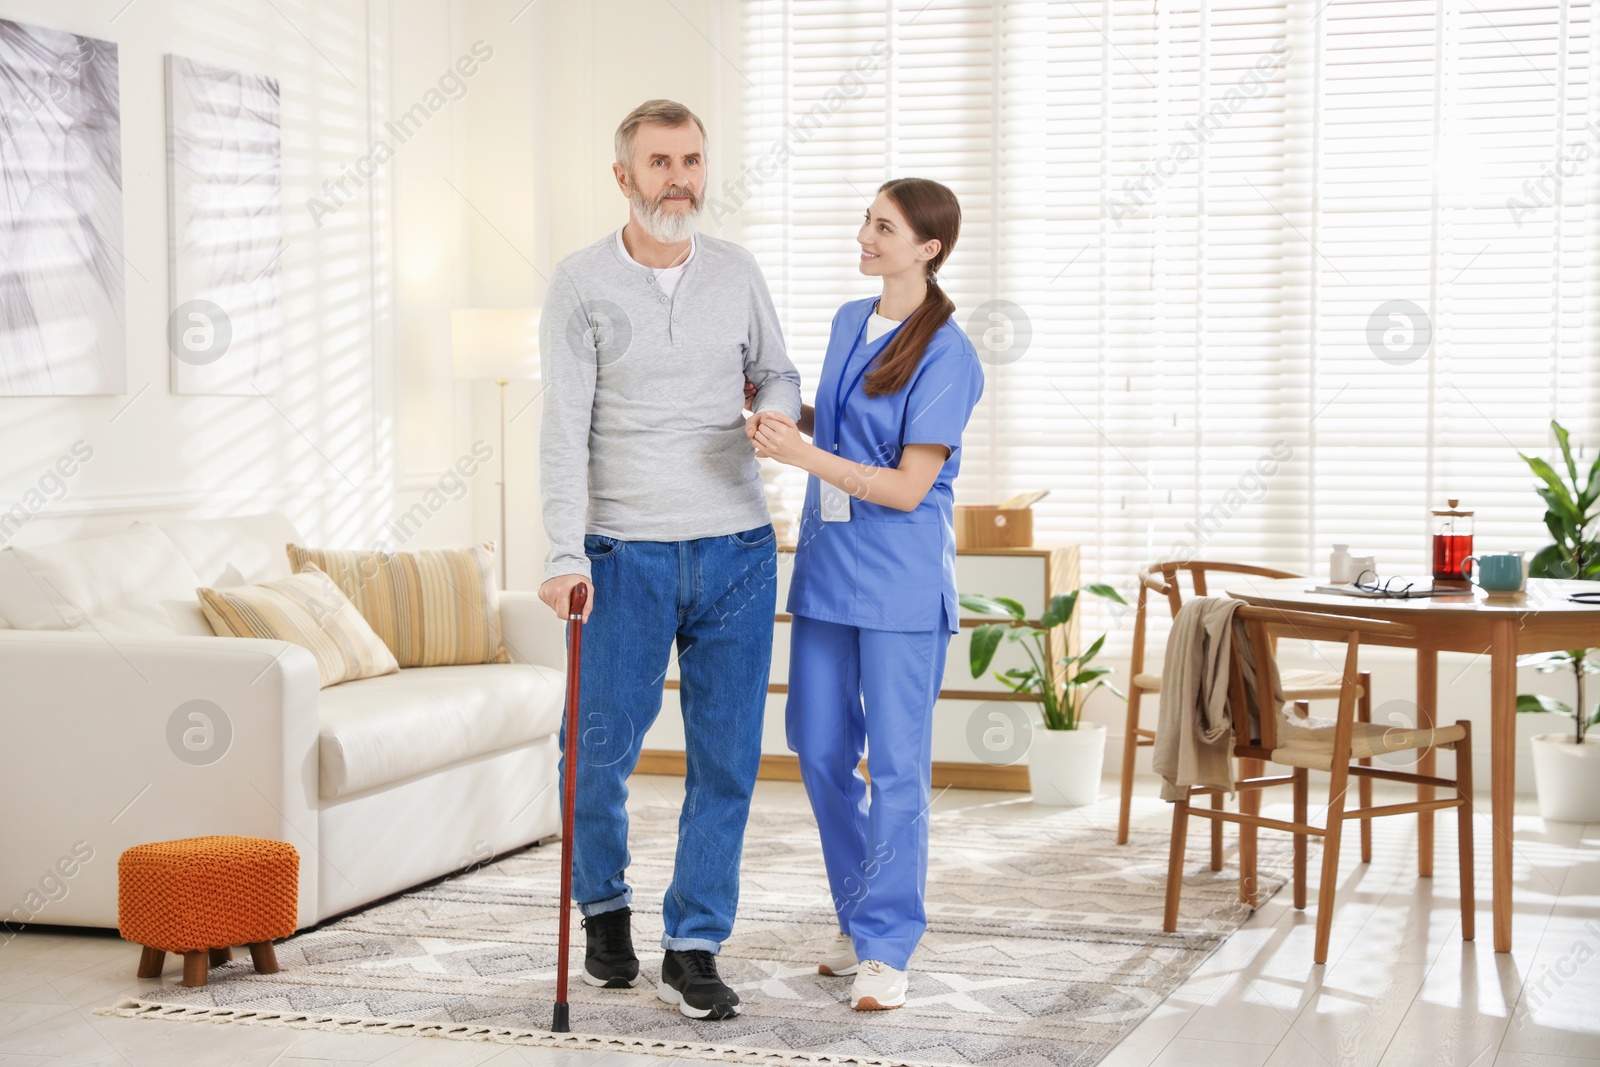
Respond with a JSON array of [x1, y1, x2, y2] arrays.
[[1224, 576, 1600, 952]]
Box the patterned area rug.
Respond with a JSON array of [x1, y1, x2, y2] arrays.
[[100, 804, 1286, 1067]]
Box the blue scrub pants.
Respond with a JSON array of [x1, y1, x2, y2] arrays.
[[785, 613, 951, 970]]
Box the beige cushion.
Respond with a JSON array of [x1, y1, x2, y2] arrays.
[[3, 525, 211, 636], [151, 511, 304, 587], [1272, 710, 1466, 772], [286, 543, 509, 668], [1132, 667, 1357, 701], [197, 563, 399, 688], [315, 662, 564, 798]]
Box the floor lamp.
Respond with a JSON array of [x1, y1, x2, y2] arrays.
[[451, 309, 541, 590]]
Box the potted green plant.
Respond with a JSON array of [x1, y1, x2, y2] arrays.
[[1516, 419, 1600, 822], [1517, 651, 1600, 820], [1519, 420, 1600, 582], [961, 584, 1125, 806]]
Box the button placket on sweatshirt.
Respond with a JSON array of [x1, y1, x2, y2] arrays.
[[643, 272, 680, 347], [662, 263, 691, 349]]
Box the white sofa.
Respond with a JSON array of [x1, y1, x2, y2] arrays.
[[0, 512, 566, 933]]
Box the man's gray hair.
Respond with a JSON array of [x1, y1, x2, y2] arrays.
[[614, 99, 707, 169]]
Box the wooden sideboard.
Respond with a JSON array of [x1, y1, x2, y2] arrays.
[[634, 542, 1081, 791]]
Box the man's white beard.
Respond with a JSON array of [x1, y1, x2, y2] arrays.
[[630, 182, 702, 244]]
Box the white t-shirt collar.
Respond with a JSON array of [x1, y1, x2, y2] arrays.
[[616, 227, 696, 273]]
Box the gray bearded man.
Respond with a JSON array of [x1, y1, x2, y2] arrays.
[[537, 99, 801, 1020]]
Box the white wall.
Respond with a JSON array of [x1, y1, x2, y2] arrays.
[[0, 0, 582, 561], [456, 0, 736, 590], [0, 0, 414, 550]]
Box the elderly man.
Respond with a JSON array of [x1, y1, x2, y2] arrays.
[[537, 99, 801, 1020]]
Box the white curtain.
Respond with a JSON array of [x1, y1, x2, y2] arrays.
[[734, 0, 1599, 634]]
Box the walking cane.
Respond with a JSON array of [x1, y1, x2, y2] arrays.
[[552, 582, 588, 1034]]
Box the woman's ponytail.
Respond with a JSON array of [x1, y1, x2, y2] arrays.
[[864, 178, 962, 398]]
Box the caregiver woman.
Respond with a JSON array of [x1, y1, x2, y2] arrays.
[[749, 177, 984, 1012]]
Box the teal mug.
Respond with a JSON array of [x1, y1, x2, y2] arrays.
[[1461, 551, 1525, 593]]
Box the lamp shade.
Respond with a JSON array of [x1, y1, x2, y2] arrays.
[[452, 308, 541, 381]]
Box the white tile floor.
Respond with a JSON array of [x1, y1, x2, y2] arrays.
[[1, 773, 1596, 1067]]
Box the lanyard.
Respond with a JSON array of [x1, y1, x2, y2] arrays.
[[830, 304, 901, 453]]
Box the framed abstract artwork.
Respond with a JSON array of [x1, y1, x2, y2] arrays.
[[165, 54, 282, 395], [0, 20, 123, 397]]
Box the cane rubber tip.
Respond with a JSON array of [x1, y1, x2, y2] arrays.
[[552, 1003, 570, 1033]]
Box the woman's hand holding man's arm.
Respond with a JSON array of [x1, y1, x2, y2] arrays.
[[750, 411, 946, 513]]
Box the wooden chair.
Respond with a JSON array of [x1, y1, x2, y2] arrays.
[[1160, 604, 1474, 964], [1119, 562, 1376, 859]]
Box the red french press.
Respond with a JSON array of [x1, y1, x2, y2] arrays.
[[1431, 498, 1473, 584]]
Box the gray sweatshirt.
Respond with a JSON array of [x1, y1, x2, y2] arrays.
[[539, 230, 802, 583]]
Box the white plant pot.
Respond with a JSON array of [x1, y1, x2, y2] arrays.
[[1530, 733, 1600, 823], [1026, 722, 1107, 807]]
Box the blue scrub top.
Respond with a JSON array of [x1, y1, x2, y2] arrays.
[[786, 297, 986, 635]]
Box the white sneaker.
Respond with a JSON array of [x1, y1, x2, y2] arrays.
[[849, 959, 907, 1010], [818, 930, 858, 976]]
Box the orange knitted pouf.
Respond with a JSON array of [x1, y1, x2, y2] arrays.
[[118, 836, 299, 987]]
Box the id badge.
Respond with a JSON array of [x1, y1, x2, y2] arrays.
[[820, 481, 852, 522]]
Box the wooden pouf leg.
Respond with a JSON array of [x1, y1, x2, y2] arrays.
[[248, 941, 279, 975], [136, 947, 165, 979], [209, 947, 233, 967], [182, 952, 209, 987]]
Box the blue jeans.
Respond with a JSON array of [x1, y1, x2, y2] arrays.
[[560, 523, 776, 953]]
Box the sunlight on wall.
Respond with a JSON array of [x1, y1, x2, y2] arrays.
[[0, 0, 401, 552]]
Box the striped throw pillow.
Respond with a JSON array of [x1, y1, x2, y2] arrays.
[[197, 563, 400, 688], [284, 543, 510, 668]]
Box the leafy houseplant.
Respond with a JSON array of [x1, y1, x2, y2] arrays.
[[1515, 419, 1600, 821], [1516, 420, 1600, 746], [961, 584, 1127, 730], [1516, 653, 1599, 746], [1520, 648, 1600, 822], [1518, 420, 1600, 583]]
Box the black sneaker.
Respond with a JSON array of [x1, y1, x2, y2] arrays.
[[657, 949, 740, 1019], [581, 906, 639, 988]]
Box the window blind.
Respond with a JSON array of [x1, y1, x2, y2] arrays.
[[735, 0, 1599, 640]]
